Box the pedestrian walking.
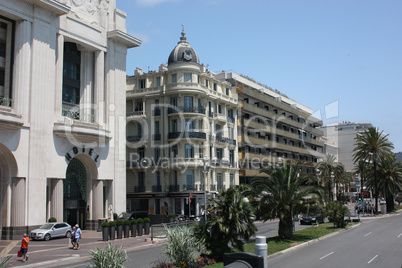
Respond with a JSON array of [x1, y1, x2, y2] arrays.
[[71, 226, 76, 249], [20, 233, 29, 262], [73, 224, 82, 250]]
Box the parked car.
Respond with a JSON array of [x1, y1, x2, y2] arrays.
[[118, 211, 149, 221], [30, 222, 72, 241], [300, 215, 325, 225]]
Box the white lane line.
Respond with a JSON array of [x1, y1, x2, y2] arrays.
[[320, 251, 334, 260], [364, 232, 372, 237], [367, 255, 378, 264], [398, 233, 402, 238]]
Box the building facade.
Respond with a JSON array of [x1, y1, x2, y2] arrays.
[[0, 0, 140, 239], [218, 72, 324, 184], [126, 29, 239, 218], [320, 122, 373, 172]]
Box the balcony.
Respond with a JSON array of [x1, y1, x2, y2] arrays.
[[168, 131, 206, 140], [153, 134, 161, 141], [127, 135, 144, 142], [168, 106, 206, 115], [126, 110, 146, 119], [169, 185, 180, 192], [152, 185, 162, 192], [0, 99, 23, 130], [227, 116, 235, 124], [134, 186, 146, 193], [182, 184, 196, 191], [214, 112, 227, 123]]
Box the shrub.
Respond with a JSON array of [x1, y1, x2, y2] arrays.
[[130, 219, 138, 225], [101, 222, 110, 227], [48, 217, 57, 223], [113, 213, 118, 221], [109, 221, 116, 227], [123, 220, 130, 226], [89, 242, 127, 268], [144, 217, 151, 223], [168, 213, 175, 218], [164, 225, 198, 267], [137, 218, 144, 223], [326, 201, 350, 228], [116, 220, 123, 226]]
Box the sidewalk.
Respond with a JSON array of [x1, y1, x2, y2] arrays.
[[1, 230, 161, 267]]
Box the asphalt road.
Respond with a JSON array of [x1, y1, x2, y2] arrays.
[[268, 212, 402, 268]]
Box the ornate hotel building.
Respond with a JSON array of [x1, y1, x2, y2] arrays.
[[222, 72, 325, 183], [126, 29, 239, 217], [0, 0, 140, 239]]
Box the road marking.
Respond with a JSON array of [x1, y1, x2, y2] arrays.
[[364, 232, 372, 237], [320, 251, 334, 260], [367, 255, 378, 264], [398, 233, 402, 238]]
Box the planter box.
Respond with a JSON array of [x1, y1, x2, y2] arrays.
[[102, 227, 109, 241], [109, 226, 115, 240], [124, 225, 130, 238], [131, 224, 137, 237], [137, 223, 143, 236]]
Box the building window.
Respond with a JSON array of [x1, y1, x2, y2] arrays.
[[184, 96, 193, 111], [139, 79, 146, 88], [154, 147, 160, 163], [205, 79, 209, 88], [171, 119, 177, 132], [230, 174, 234, 188], [185, 144, 194, 158], [213, 83, 217, 91], [197, 75, 200, 83], [226, 88, 230, 96], [216, 148, 223, 160], [229, 150, 234, 166], [155, 199, 160, 214], [170, 97, 177, 107], [63, 42, 80, 105], [172, 145, 178, 157], [156, 77, 161, 86], [186, 170, 194, 188], [156, 171, 161, 186], [171, 74, 177, 83], [138, 172, 145, 187], [217, 173, 223, 189], [184, 73, 192, 82]]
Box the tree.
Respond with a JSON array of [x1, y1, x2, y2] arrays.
[[365, 155, 402, 212], [353, 127, 394, 213], [193, 188, 256, 262], [315, 154, 339, 201], [252, 161, 324, 239]]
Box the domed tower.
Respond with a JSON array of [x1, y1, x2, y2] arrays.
[[168, 26, 200, 66]]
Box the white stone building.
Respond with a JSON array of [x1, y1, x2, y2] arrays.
[[126, 29, 239, 218], [0, 0, 140, 239]]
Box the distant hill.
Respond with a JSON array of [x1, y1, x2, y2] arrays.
[[396, 152, 402, 162]]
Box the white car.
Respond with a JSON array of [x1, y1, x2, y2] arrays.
[[30, 222, 72, 241]]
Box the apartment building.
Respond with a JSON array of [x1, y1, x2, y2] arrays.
[[0, 0, 140, 239], [320, 122, 373, 172], [216, 72, 325, 184], [126, 29, 239, 217]]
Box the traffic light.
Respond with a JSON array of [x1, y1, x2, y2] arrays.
[[358, 193, 362, 201]]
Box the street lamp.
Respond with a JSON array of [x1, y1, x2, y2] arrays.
[[331, 171, 335, 201], [200, 157, 210, 222]]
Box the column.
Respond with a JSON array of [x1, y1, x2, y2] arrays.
[[54, 34, 64, 118], [12, 20, 32, 119], [92, 180, 104, 220], [81, 51, 94, 122], [11, 177, 26, 226], [50, 179, 63, 222], [94, 50, 105, 125]]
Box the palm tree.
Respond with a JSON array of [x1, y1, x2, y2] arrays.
[[315, 154, 339, 201], [353, 127, 394, 213], [193, 188, 257, 261], [365, 155, 402, 212], [252, 161, 324, 239]]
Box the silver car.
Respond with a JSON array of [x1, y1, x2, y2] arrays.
[[30, 222, 72, 241]]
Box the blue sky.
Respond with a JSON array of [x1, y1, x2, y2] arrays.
[[117, 0, 402, 152]]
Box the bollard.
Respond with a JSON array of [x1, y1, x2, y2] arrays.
[[254, 236, 267, 268]]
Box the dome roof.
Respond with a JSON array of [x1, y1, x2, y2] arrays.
[[168, 27, 199, 65]]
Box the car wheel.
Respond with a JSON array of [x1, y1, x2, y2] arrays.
[[66, 231, 72, 238], [44, 234, 51, 241]]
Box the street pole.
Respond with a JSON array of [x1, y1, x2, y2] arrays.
[[201, 157, 210, 222]]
